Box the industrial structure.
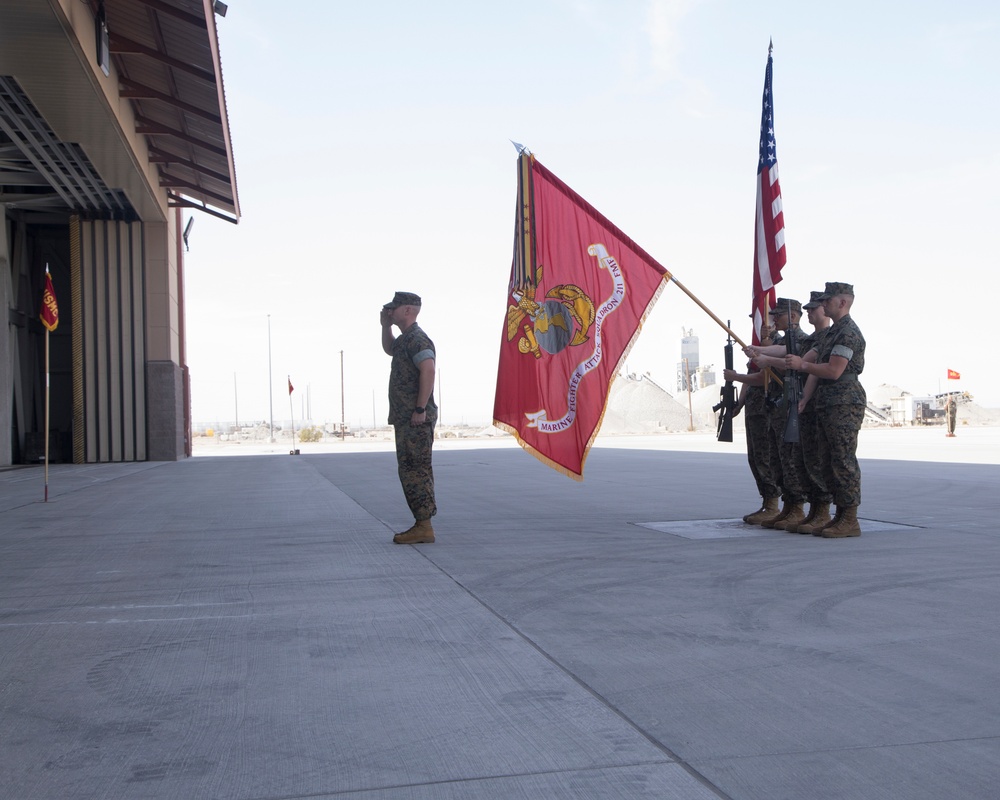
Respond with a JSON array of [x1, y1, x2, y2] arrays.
[[1, 0, 239, 466], [676, 328, 716, 394]]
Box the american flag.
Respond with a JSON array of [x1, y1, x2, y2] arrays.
[[751, 43, 786, 345]]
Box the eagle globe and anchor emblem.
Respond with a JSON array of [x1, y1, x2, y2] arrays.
[[505, 264, 596, 359], [505, 243, 627, 434]]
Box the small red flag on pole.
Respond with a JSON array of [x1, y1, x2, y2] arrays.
[[41, 269, 59, 332], [287, 376, 298, 454], [40, 266, 58, 501], [947, 369, 960, 380]]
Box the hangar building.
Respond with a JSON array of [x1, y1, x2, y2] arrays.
[[1, 0, 239, 466]]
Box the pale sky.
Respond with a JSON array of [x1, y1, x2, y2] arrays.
[[184, 0, 1000, 429]]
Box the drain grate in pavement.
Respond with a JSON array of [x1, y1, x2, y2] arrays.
[[634, 518, 922, 539]]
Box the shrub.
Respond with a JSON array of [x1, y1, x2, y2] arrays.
[[298, 426, 323, 443]]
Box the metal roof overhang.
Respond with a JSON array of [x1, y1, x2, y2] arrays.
[[0, 0, 239, 224]]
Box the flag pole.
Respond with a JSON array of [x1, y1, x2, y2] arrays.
[[667, 273, 749, 349], [44, 319, 50, 502], [288, 376, 297, 454], [665, 272, 782, 385], [40, 263, 59, 502]]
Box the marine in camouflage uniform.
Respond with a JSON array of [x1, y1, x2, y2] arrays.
[[724, 345, 781, 525], [381, 292, 437, 544], [788, 282, 866, 538], [759, 300, 809, 529], [744, 373, 782, 521], [791, 291, 833, 533]]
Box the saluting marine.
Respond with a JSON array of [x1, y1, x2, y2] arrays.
[[381, 291, 438, 544]]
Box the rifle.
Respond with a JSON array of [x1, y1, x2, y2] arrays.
[[713, 323, 736, 442], [783, 298, 801, 443]]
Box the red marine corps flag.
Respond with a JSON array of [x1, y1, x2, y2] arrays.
[[493, 150, 668, 480], [751, 42, 787, 344]]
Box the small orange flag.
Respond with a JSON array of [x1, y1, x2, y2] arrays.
[[40, 270, 59, 332], [288, 377, 294, 395], [947, 369, 960, 380]]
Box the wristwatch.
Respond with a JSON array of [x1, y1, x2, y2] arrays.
[[414, 406, 425, 414]]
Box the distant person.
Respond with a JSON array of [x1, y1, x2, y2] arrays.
[[380, 292, 437, 544], [785, 282, 866, 538], [946, 395, 957, 437]]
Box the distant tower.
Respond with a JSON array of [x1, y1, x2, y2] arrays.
[[677, 328, 699, 392]]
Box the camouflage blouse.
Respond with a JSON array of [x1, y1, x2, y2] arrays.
[[798, 325, 829, 356], [388, 323, 437, 425], [811, 314, 866, 408]]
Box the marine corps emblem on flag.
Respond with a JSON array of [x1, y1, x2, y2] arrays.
[[506, 267, 596, 359], [493, 152, 668, 479], [513, 244, 626, 435]]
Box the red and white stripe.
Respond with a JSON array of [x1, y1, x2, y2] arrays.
[[752, 162, 785, 344]]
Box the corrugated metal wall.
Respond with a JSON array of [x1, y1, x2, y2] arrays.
[[72, 218, 147, 462]]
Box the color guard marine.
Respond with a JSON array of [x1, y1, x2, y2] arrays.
[[785, 282, 866, 538], [754, 298, 808, 531]]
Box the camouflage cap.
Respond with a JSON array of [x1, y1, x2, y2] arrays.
[[383, 291, 422, 310], [768, 298, 801, 315], [817, 281, 854, 300], [803, 290, 825, 310]]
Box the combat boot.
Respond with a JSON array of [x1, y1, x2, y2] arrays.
[[393, 519, 435, 544], [821, 506, 861, 538], [793, 501, 819, 530], [813, 505, 842, 536], [757, 499, 789, 528], [795, 502, 831, 534], [773, 503, 806, 531], [744, 497, 779, 525]]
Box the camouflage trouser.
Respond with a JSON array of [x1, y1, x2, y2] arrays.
[[745, 410, 780, 500], [799, 410, 832, 503], [816, 404, 864, 507], [394, 421, 437, 521], [766, 403, 807, 503]]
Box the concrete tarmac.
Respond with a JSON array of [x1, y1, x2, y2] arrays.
[[2, 430, 999, 799]]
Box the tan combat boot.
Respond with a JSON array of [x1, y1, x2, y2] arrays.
[[744, 497, 779, 525], [813, 505, 842, 536], [793, 502, 819, 530], [393, 519, 435, 544], [774, 503, 806, 531], [820, 506, 861, 538], [795, 502, 831, 534], [756, 499, 788, 528]]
